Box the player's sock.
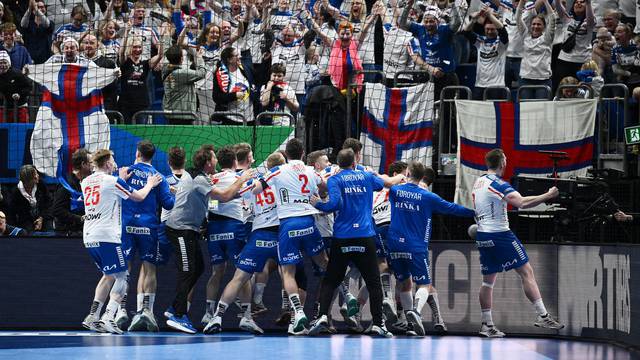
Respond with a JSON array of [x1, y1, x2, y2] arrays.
[[215, 301, 229, 318], [399, 291, 413, 312], [357, 285, 369, 305], [427, 291, 442, 317], [288, 293, 303, 312], [481, 309, 494, 326], [148, 293, 156, 312], [104, 299, 120, 320], [414, 287, 429, 314], [89, 300, 103, 316], [120, 294, 127, 310], [380, 272, 392, 300], [206, 300, 217, 315], [241, 303, 252, 320], [136, 293, 144, 312], [254, 283, 266, 304], [532, 298, 548, 317], [281, 290, 290, 311], [142, 294, 150, 311]]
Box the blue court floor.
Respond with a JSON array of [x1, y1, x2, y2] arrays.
[[0, 332, 637, 360]]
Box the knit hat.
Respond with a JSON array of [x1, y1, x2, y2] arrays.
[[0, 50, 11, 66]]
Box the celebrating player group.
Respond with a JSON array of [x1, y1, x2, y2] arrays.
[[79, 138, 564, 338]]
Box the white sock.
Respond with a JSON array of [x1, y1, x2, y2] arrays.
[[281, 290, 290, 310], [533, 298, 548, 317], [399, 291, 413, 312], [414, 287, 430, 314], [288, 293, 303, 312], [136, 293, 144, 312], [216, 301, 229, 317], [380, 272, 392, 300], [427, 291, 442, 318], [206, 300, 217, 315], [146, 293, 156, 312], [90, 300, 103, 316], [103, 299, 120, 320], [241, 303, 252, 319], [481, 309, 494, 326], [254, 283, 266, 304]]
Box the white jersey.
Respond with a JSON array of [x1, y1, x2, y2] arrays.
[[128, 25, 159, 61], [383, 27, 417, 80], [372, 188, 391, 225], [81, 171, 133, 245], [265, 160, 322, 219], [474, 35, 507, 88], [208, 169, 247, 222], [272, 40, 307, 94], [306, 165, 333, 237], [471, 174, 515, 233], [243, 178, 279, 231]]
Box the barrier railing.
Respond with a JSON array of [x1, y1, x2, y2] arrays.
[[482, 86, 511, 101], [209, 112, 247, 126], [598, 84, 629, 172], [105, 110, 125, 125], [132, 110, 198, 124], [517, 85, 552, 102], [437, 86, 472, 175], [555, 84, 594, 99], [393, 70, 430, 87], [346, 70, 386, 138]]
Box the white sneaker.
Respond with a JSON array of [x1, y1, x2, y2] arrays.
[[115, 308, 129, 330], [382, 299, 398, 324], [479, 323, 505, 338], [406, 310, 425, 336], [288, 323, 308, 336], [203, 315, 222, 334], [369, 324, 393, 338], [201, 312, 213, 326], [291, 310, 309, 333], [143, 309, 159, 332], [308, 315, 329, 336], [99, 318, 124, 334], [239, 317, 264, 335], [82, 314, 102, 332], [534, 314, 564, 329], [128, 312, 145, 332]]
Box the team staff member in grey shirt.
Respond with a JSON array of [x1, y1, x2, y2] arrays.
[[165, 145, 254, 334]]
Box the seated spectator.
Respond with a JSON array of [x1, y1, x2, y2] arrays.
[[463, 5, 509, 100], [212, 47, 253, 125], [19, 0, 54, 64], [45, 37, 93, 64], [0, 51, 31, 123], [0, 211, 26, 236], [516, 0, 557, 99], [591, 27, 615, 83], [260, 62, 299, 126], [52, 4, 90, 55], [8, 165, 52, 232], [554, 76, 589, 99], [576, 60, 604, 97], [0, 23, 32, 71], [163, 44, 206, 125], [52, 148, 91, 236]]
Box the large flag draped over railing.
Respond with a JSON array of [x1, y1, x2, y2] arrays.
[[360, 82, 435, 174], [28, 63, 116, 178], [454, 100, 597, 208]]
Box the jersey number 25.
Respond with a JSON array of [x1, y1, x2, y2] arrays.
[[84, 185, 101, 206]]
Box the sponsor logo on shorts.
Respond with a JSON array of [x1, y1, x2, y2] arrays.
[[501, 258, 518, 269], [288, 226, 314, 238], [212, 254, 225, 262], [341, 246, 365, 253], [126, 226, 151, 235], [389, 252, 412, 260], [476, 240, 495, 248], [210, 232, 235, 241], [238, 258, 257, 267], [281, 253, 300, 262], [412, 274, 427, 282], [85, 241, 100, 248], [256, 240, 277, 248], [103, 264, 117, 272]]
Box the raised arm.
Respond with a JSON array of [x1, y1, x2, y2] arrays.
[[119, 22, 131, 64], [516, 0, 526, 33], [102, 0, 115, 21], [505, 186, 558, 209], [303, 10, 332, 46], [210, 169, 256, 202], [542, 0, 556, 44], [398, 0, 415, 31], [585, 0, 596, 27], [149, 22, 170, 69]]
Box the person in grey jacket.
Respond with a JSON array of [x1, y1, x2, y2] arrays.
[[162, 44, 206, 125]]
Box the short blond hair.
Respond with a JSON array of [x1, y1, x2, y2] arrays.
[[92, 149, 114, 168], [267, 152, 286, 169]]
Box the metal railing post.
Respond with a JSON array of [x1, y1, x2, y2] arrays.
[[437, 86, 472, 175]]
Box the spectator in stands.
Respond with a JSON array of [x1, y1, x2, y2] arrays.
[[552, 0, 596, 93], [162, 44, 206, 125], [8, 165, 52, 233], [516, 0, 557, 100], [463, 5, 509, 100], [118, 29, 164, 124], [19, 0, 54, 64], [0, 2, 22, 45], [0, 211, 26, 236], [52, 5, 90, 55], [44, 0, 92, 28], [576, 60, 604, 97], [611, 24, 640, 92], [126, 1, 159, 61], [80, 32, 118, 113], [400, 0, 464, 100], [310, 6, 337, 74], [212, 47, 253, 125], [99, 20, 121, 64], [382, 6, 419, 86], [270, 25, 307, 111], [602, 9, 620, 35], [260, 62, 299, 125], [0, 23, 32, 71], [52, 148, 91, 236], [554, 76, 588, 99], [196, 23, 223, 122], [102, 0, 131, 30], [0, 51, 31, 123], [592, 27, 615, 83], [46, 37, 93, 64], [503, 0, 524, 89], [618, 0, 636, 28]]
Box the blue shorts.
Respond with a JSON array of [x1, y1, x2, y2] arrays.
[[277, 215, 325, 265], [388, 250, 431, 285], [122, 216, 160, 264], [86, 241, 128, 275], [236, 228, 279, 274], [156, 223, 173, 266], [375, 224, 390, 258], [207, 218, 247, 265], [476, 230, 529, 275]]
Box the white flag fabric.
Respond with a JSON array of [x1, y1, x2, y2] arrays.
[[28, 63, 116, 177], [360, 82, 434, 174], [454, 99, 597, 208]]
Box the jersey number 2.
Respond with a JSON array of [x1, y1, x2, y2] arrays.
[[299, 174, 310, 194], [84, 185, 101, 206]]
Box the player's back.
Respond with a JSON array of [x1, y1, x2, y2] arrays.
[[328, 169, 382, 238], [209, 169, 245, 222], [372, 188, 391, 225], [81, 171, 131, 244], [388, 183, 432, 251], [472, 174, 512, 232], [124, 162, 173, 220], [160, 172, 182, 223], [267, 160, 321, 219], [243, 177, 279, 231]]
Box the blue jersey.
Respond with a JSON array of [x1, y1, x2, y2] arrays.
[[408, 23, 456, 73], [387, 183, 474, 252], [315, 169, 384, 239], [123, 162, 174, 223]]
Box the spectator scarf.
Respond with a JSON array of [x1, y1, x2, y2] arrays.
[[17, 181, 37, 209], [328, 39, 363, 91], [215, 61, 233, 93]]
